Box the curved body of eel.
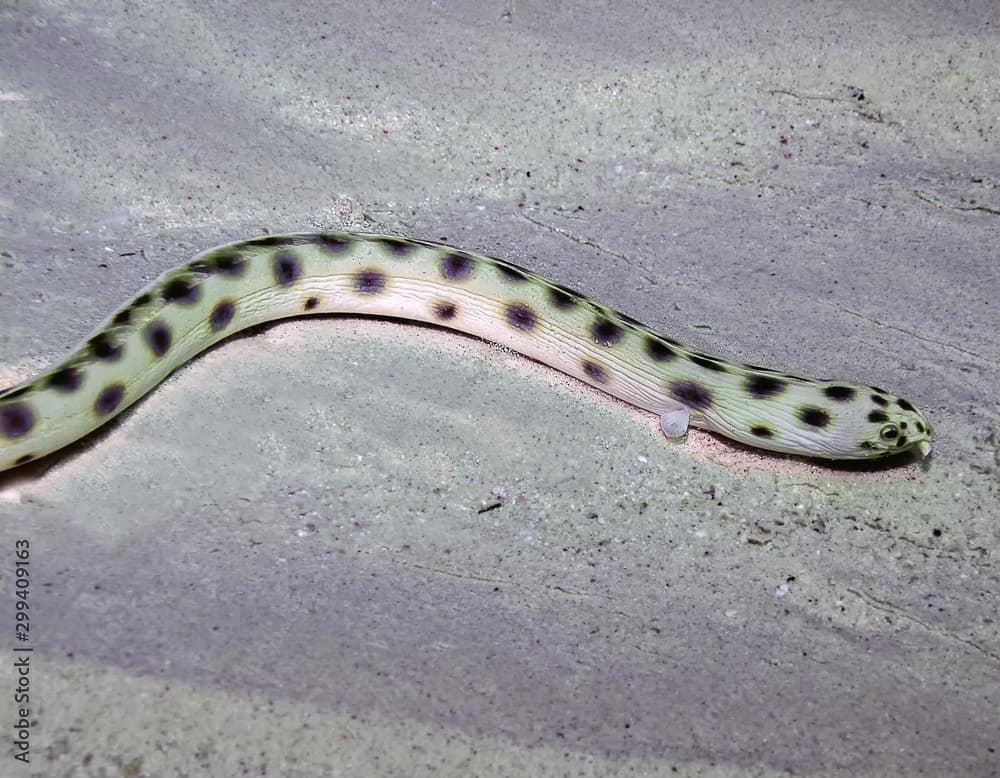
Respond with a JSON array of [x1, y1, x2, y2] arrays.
[[0, 232, 932, 472]]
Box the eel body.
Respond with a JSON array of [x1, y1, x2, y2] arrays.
[[0, 232, 932, 471]]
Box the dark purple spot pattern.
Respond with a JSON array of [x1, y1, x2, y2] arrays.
[[354, 269, 386, 295], [0, 403, 34, 439], [548, 286, 577, 309], [214, 253, 246, 276], [94, 383, 126, 416], [591, 317, 624, 346], [48, 367, 83, 393], [582, 360, 609, 384], [273, 252, 301, 286], [504, 302, 536, 331], [210, 300, 235, 332], [88, 333, 124, 362], [799, 407, 831, 428], [315, 234, 352, 253], [746, 374, 787, 399], [433, 301, 458, 320], [824, 385, 856, 402], [144, 321, 172, 357], [691, 354, 728, 373], [669, 381, 713, 410], [378, 237, 416, 256], [497, 263, 528, 283], [440, 253, 473, 281], [162, 277, 201, 305], [646, 338, 677, 362]]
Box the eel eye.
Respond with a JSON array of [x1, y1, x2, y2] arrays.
[[880, 424, 899, 441]]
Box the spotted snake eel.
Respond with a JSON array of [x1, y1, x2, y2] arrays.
[[0, 232, 932, 472]]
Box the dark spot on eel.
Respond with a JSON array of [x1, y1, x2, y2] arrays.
[[504, 302, 536, 331], [799, 407, 831, 428], [582, 360, 608, 384], [646, 338, 677, 361], [591, 317, 624, 346], [0, 402, 35, 439], [93, 383, 126, 416], [48, 366, 83, 392], [143, 321, 172, 357], [315, 234, 353, 253], [433, 301, 457, 320], [354, 269, 386, 294], [273, 251, 301, 286], [824, 385, 856, 402], [496, 263, 529, 283], [440, 253, 474, 281], [548, 285, 578, 309], [213, 252, 247, 276], [162, 277, 201, 305], [88, 332, 124, 362], [210, 300, 235, 332], [746, 374, 787, 398], [378, 237, 416, 256], [691, 354, 728, 372], [669, 381, 713, 410]]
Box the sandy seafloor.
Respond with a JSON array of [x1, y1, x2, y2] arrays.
[[0, 2, 998, 776]]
